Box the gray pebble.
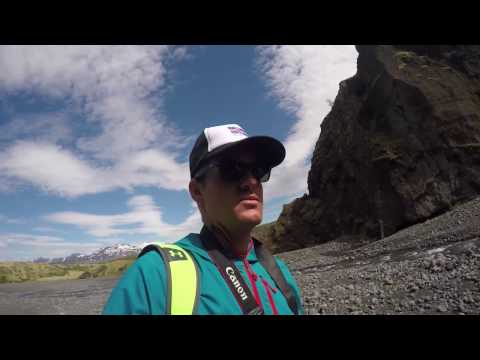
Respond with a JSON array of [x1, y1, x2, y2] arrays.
[[409, 285, 419, 293], [437, 305, 447, 313]]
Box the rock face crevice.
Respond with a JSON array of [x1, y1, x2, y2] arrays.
[[264, 45, 480, 254]]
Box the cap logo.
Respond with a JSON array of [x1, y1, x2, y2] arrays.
[[204, 124, 249, 152], [227, 126, 248, 136]]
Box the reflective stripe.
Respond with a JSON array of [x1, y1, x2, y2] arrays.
[[144, 243, 199, 315]]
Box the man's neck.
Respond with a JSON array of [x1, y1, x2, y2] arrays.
[[208, 223, 253, 258]]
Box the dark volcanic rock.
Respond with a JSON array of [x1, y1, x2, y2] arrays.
[[266, 45, 480, 253]]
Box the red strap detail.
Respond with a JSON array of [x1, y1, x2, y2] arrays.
[[262, 278, 279, 315], [243, 258, 263, 310]]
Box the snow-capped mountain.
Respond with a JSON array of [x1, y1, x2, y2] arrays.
[[34, 243, 154, 264]]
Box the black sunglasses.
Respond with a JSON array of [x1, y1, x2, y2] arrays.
[[195, 159, 271, 183]]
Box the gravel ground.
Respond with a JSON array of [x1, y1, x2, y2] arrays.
[[0, 277, 119, 315], [1, 196, 479, 315], [278, 196, 480, 315]]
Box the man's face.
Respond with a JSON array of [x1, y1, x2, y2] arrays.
[[195, 149, 264, 233]]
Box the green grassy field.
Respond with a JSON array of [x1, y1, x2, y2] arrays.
[[0, 257, 136, 284]]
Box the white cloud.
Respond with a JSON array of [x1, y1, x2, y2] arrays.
[[0, 233, 104, 260], [0, 111, 73, 145], [0, 45, 192, 197], [0, 214, 23, 224], [256, 45, 358, 202], [45, 195, 203, 242], [0, 231, 145, 261], [0, 233, 66, 246], [112, 148, 190, 192], [33, 226, 63, 233], [0, 141, 107, 197], [0, 141, 190, 197]]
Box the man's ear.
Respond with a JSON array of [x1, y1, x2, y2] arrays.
[[189, 179, 203, 204]]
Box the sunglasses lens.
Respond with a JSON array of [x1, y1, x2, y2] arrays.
[[218, 161, 270, 183], [220, 162, 243, 181]]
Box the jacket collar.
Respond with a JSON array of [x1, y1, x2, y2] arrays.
[[176, 226, 259, 264]]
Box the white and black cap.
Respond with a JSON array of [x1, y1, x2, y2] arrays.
[[189, 124, 286, 178]]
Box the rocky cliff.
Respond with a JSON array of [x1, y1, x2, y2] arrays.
[[263, 45, 480, 254]]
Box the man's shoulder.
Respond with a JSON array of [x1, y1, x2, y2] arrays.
[[174, 233, 211, 262], [132, 248, 163, 270], [132, 233, 202, 271], [175, 233, 201, 248]]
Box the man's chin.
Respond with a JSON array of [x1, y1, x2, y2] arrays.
[[236, 211, 262, 227]]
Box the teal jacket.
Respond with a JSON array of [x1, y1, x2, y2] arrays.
[[102, 233, 304, 315]]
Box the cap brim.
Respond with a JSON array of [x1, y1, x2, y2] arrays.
[[203, 136, 286, 168]]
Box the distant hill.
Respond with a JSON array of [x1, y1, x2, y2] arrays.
[[33, 243, 146, 264]]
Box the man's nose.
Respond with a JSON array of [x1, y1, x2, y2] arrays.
[[239, 171, 260, 190]]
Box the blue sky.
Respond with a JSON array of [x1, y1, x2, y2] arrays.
[[0, 45, 358, 261]]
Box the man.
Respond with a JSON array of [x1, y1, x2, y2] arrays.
[[103, 124, 304, 315]]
